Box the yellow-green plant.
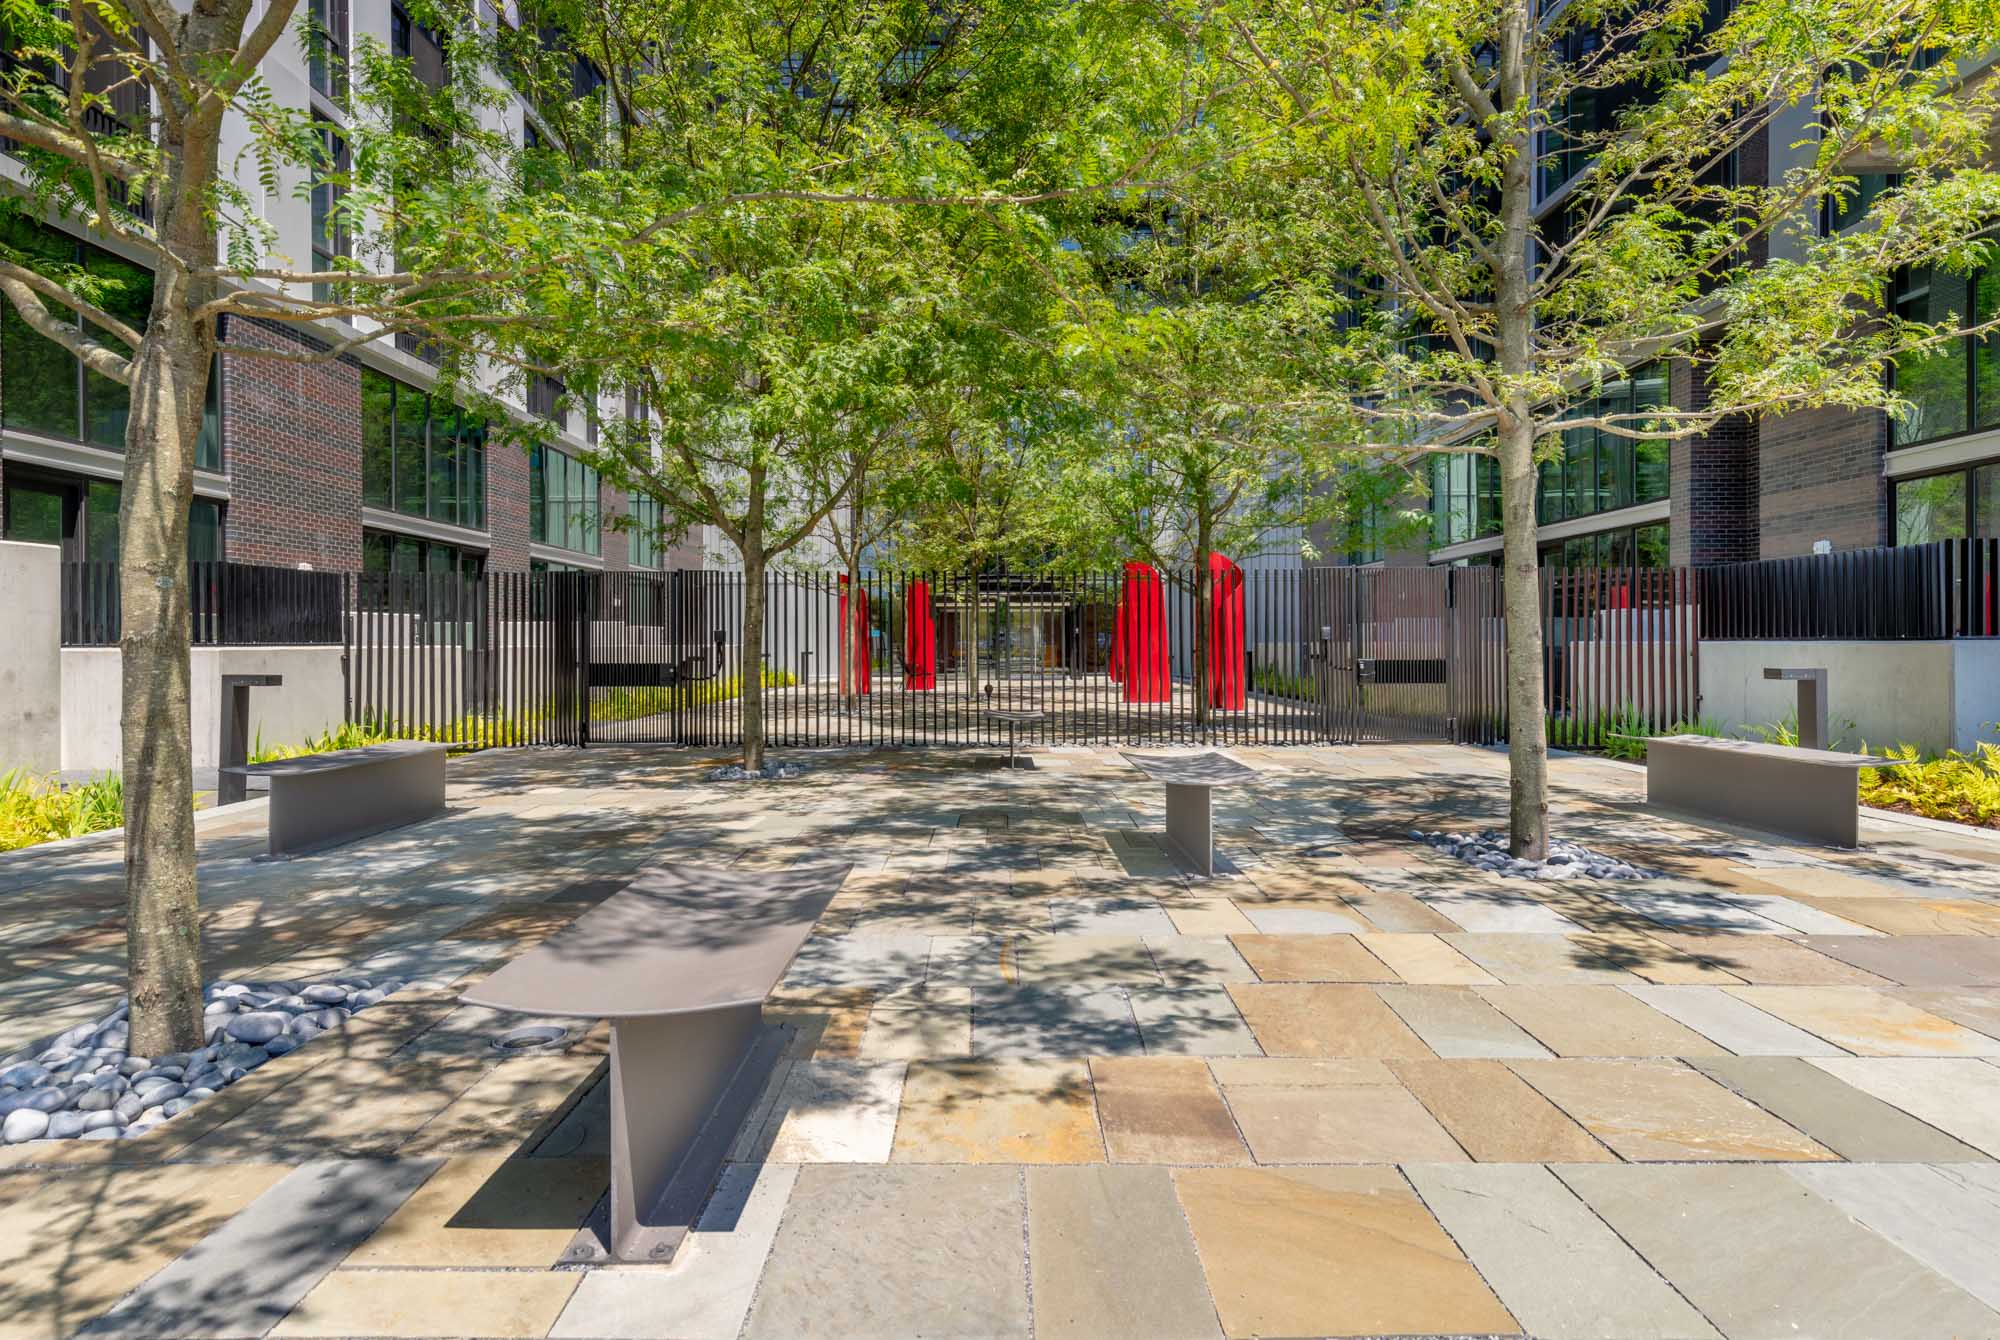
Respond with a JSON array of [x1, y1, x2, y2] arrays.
[[0, 770, 125, 852], [1860, 743, 2000, 829]]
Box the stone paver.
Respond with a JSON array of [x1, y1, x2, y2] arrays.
[[269, 1269, 580, 1338], [1560, 1164, 2000, 1339], [1390, 1058, 1613, 1162], [11, 742, 2000, 1339], [1173, 1166, 1520, 1338], [1726, 985, 2000, 1056], [744, 1164, 1030, 1339], [1478, 984, 1730, 1057], [1407, 1163, 1719, 1338], [1788, 1164, 2000, 1312], [1513, 1059, 1836, 1161], [890, 1058, 1102, 1163], [1623, 984, 1846, 1055], [1089, 1058, 1248, 1164], [1808, 1056, 2000, 1156], [1027, 1166, 1223, 1340], [79, 1158, 440, 1338], [1226, 982, 1433, 1057], [1376, 984, 1552, 1058], [1693, 1055, 1993, 1162], [549, 1163, 797, 1340]]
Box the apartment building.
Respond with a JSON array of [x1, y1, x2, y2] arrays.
[[0, 3, 700, 585], [1374, 43, 2000, 570]]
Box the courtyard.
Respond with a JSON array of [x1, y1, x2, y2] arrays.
[[1, 742, 1998, 1339]]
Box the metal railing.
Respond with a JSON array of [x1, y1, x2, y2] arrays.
[[1697, 539, 2000, 640], [62, 560, 346, 646]]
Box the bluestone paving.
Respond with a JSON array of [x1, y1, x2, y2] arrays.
[[1692, 1055, 1993, 1162], [1026, 1166, 1223, 1340], [743, 1165, 1031, 1339], [1559, 1164, 2000, 1340], [1787, 1163, 2000, 1312], [1622, 983, 1846, 1055], [12, 742, 2000, 1338], [77, 1157, 441, 1338], [1406, 1163, 1719, 1339]]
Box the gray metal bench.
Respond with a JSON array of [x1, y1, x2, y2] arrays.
[[1644, 735, 1894, 847], [984, 708, 1046, 770], [1120, 750, 1263, 875], [223, 740, 448, 857], [461, 862, 846, 1263]]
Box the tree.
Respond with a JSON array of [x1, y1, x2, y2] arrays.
[[1214, 0, 2000, 856], [1056, 189, 1406, 722], [505, 0, 1205, 770], [0, 0, 575, 1052]]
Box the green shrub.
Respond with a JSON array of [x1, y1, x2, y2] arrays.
[[0, 770, 125, 851], [1251, 665, 1314, 701], [1545, 706, 1724, 758], [1858, 742, 2000, 829]]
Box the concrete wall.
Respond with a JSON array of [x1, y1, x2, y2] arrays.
[[1699, 639, 2000, 755], [61, 646, 348, 774], [0, 542, 62, 774]]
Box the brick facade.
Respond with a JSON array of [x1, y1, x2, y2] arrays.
[[1755, 402, 1887, 558], [218, 317, 364, 570], [486, 435, 533, 571], [1669, 358, 1761, 566]]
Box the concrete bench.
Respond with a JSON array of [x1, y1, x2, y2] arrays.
[[1120, 750, 1263, 875], [1644, 735, 1895, 848], [224, 740, 448, 857], [461, 862, 846, 1263]]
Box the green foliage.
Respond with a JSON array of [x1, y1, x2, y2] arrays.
[[0, 769, 125, 852], [1546, 708, 1722, 757], [1748, 711, 1857, 752], [1860, 743, 2000, 830], [1251, 665, 1315, 702]]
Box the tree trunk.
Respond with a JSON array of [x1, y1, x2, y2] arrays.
[[1493, 0, 1549, 860], [122, 230, 215, 1057], [1496, 418, 1549, 860], [740, 535, 767, 772]]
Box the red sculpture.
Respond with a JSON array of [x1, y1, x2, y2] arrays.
[[838, 575, 872, 696], [903, 578, 936, 690], [1208, 552, 1247, 709], [1109, 561, 1171, 703]]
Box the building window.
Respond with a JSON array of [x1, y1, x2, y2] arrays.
[[1535, 363, 1670, 526], [1823, 171, 1899, 235], [362, 528, 486, 581], [1431, 453, 1500, 548], [529, 444, 600, 555], [308, 0, 349, 104], [1538, 521, 1671, 569], [0, 217, 220, 469], [391, 3, 449, 89], [628, 492, 668, 567], [527, 373, 567, 428], [1893, 463, 2000, 544], [1, 469, 222, 563], [1891, 263, 2000, 448], [309, 116, 350, 302], [360, 367, 487, 529]]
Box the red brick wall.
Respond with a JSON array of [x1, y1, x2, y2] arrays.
[[487, 435, 532, 570], [1756, 403, 1887, 557], [219, 317, 363, 570], [1669, 358, 1761, 566]]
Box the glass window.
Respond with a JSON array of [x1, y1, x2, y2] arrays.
[[1975, 268, 2000, 434], [2, 481, 66, 545], [1894, 472, 1969, 544], [309, 117, 350, 302], [428, 405, 459, 527], [395, 386, 428, 515], [0, 216, 149, 449], [309, 0, 349, 103], [529, 447, 547, 543], [528, 443, 599, 555], [196, 357, 222, 472], [1975, 464, 2000, 540], [1892, 265, 1976, 447], [189, 499, 223, 563], [85, 481, 120, 563], [361, 369, 394, 507], [1635, 522, 1671, 568]]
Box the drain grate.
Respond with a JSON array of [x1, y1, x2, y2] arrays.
[[493, 1024, 570, 1052]]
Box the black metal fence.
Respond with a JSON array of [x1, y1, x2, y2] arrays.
[[1698, 539, 2000, 640], [61, 560, 346, 646]]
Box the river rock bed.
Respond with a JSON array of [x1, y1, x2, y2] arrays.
[[0, 976, 401, 1144], [1414, 829, 1655, 880], [706, 761, 810, 781]]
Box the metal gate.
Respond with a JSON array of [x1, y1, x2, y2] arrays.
[[558, 565, 1501, 750]]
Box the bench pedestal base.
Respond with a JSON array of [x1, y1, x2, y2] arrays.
[[575, 1006, 786, 1264], [1163, 782, 1215, 875]]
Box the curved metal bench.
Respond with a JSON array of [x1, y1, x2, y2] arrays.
[[461, 861, 846, 1262]]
